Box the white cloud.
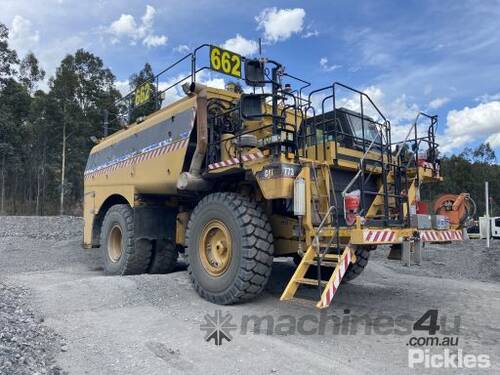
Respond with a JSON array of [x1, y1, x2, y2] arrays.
[[173, 44, 190, 53], [222, 34, 258, 56], [143, 34, 167, 47], [109, 14, 137, 38], [302, 29, 319, 38], [256, 7, 305, 43], [160, 71, 225, 105], [428, 97, 450, 110], [196, 70, 226, 90], [440, 100, 500, 152], [107, 5, 167, 48], [319, 57, 341, 72], [486, 133, 500, 148], [141, 4, 156, 29], [9, 15, 40, 52], [476, 92, 500, 103]]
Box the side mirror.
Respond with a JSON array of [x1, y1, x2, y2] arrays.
[[244, 59, 265, 87], [240, 94, 264, 119]]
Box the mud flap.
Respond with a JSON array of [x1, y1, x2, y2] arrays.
[[388, 244, 402, 260], [133, 206, 177, 245]]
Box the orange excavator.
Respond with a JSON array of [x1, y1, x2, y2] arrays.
[[388, 192, 475, 259], [433, 193, 476, 229]]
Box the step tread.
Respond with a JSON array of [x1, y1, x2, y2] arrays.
[[296, 278, 328, 286], [304, 260, 338, 267], [320, 253, 340, 260]]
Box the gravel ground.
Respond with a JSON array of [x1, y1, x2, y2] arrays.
[[0, 216, 83, 241], [0, 283, 66, 375], [0, 216, 499, 374]]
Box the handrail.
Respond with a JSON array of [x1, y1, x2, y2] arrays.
[[313, 205, 337, 253], [341, 131, 382, 198], [394, 120, 418, 159]]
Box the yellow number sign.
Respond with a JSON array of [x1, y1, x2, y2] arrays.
[[209, 46, 242, 78], [134, 83, 152, 107]]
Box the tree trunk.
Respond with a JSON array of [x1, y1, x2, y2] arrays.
[[35, 165, 41, 215], [1, 153, 5, 215], [60, 120, 66, 216]]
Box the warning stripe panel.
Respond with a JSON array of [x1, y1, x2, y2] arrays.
[[319, 248, 352, 308], [84, 138, 188, 180], [421, 230, 463, 242], [208, 151, 265, 171], [363, 230, 396, 243]]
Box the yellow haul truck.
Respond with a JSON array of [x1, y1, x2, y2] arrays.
[[83, 45, 463, 308]]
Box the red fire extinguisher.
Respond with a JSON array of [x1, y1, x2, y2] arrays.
[[344, 190, 361, 226]]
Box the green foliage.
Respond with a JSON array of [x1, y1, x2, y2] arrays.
[[19, 52, 45, 93], [0, 22, 120, 214], [0, 24, 18, 87]]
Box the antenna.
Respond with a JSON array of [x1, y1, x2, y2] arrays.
[[258, 38, 262, 56]]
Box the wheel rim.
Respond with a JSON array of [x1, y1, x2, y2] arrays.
[[108, 224, 123, 263], [199, 219, 233, 276]]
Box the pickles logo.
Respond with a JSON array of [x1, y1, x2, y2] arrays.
[[200, 310, 237, 346]]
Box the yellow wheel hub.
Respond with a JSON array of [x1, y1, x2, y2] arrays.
[[199, 219, 233, 276], [108, 224, 123, 263]]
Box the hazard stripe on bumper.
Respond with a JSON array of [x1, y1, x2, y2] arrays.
[[420, 230, 463, 242], [363, 230, 397, 243]]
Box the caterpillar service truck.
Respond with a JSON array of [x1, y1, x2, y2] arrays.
[[83, 45, 463, 308]]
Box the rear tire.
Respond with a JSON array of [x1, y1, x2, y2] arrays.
[[185, 192, 274, 305], [343, 245, 371, 282], [148, 239, 178, 274], [100, 204, 152, 275]]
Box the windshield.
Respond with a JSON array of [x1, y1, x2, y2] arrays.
[[347, 114, 379, 142]]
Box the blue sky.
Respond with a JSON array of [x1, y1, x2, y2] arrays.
[[2, 0, 500, 156]]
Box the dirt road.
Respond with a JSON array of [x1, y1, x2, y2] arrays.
[[1, 216, 499, 374]]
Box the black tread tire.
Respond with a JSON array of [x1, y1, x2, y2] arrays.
[[185, 192, 274, 305], [148, 239, 178, 274], [343, 246, 371, 282], [100, 204, 152, 275]]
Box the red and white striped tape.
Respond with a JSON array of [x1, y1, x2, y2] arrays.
[[84, 138, 188, 180], [318, 248, 352, 308], [420, 230, 463, 242], [363, 229, 397, 243], [208, 151, 265, 171]]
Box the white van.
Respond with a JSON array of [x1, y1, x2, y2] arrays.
[[479, 217, 500, 239]]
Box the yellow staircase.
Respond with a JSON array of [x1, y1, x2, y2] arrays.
[[280, 243, 356, 309], [280, 162, 356, 309]]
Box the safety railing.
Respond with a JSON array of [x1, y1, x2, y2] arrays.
[[103, 44, 234, 135]]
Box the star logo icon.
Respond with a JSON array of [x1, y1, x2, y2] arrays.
[[200, 310, 237, 346]]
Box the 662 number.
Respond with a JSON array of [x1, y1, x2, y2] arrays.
[[210, 46, 242, 78]]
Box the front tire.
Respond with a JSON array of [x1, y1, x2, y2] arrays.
[[185, 193, 274, 305], [343, 245, 372, 282], [100, 204, 152, 275]]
